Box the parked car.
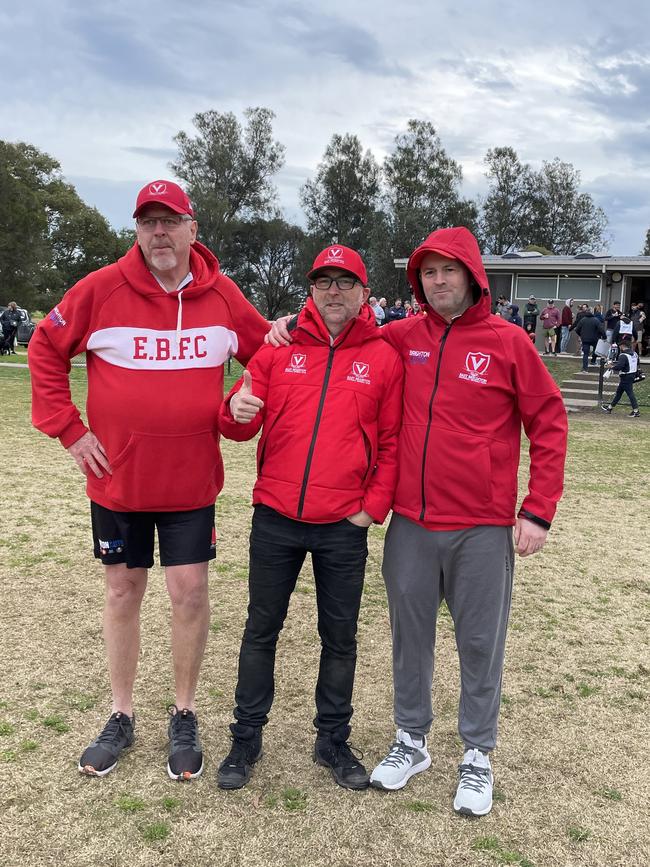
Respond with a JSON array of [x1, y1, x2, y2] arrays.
[[0, 306, 36, 346]]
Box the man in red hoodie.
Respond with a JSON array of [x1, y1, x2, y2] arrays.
[[29, 180, 270, 781], [365, 227, 567, 816], [216, 245, 403, 792]]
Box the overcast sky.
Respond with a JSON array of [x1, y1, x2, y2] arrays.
[[2, 0, 650, 253]]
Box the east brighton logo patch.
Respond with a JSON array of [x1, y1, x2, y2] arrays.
[[285, 352, 307, 375], [347, 360, 371, 385], [458, 352, 491, 384]]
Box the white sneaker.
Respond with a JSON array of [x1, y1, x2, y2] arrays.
[[369, 729, 431, 790], [453, 748, 493, 816]]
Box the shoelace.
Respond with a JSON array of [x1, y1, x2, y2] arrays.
[[457, 762, 491, 794], [333, 741, 364, 769], [379, 740, 418, 769], [96, 713, 131, 746], [168, 706, 198, 750]]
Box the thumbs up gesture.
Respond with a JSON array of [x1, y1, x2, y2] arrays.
[[230, 369, 264, 424]]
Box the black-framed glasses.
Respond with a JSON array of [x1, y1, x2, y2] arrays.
[[136, 215, 193, 231], [312, 275, 360, 291]]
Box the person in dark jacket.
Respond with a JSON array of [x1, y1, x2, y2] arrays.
[[507, 303, 523, 327], [386, 298, 407, 323], [216, 245, 403, 792], [611, 315, 637, 347], [574, 308, 605, 371], [0, 301, 21, 353], [601, 337, 641, 417]]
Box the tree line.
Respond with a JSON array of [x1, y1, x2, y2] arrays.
[[2, 108, 645, 316]]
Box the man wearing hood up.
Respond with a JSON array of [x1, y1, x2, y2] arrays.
[[216, 245, 403, 792], [367, 227, 567, 816], [29, 180, 270, 782]]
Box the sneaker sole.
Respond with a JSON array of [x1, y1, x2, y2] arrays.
[[453, 799, 493, 816], [78, 760, 118, 777], [167, 757, 204, 782], [369, 754, 432, 791]]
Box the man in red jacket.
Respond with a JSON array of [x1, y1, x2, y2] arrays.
[[29, 180, 270, 781], [216, 245, 403, 792], [367, 227, 567, 816]]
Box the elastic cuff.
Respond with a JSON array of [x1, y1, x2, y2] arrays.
[[517, 509, 551, 530]]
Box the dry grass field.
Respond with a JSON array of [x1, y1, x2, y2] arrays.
[[1, 361, 648, 867]]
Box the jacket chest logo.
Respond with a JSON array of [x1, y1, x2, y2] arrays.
[[347, 361, 371, 385], [408, 349, 430, 364], [459, 352, 491, 385], [285, 352, 307, 375]]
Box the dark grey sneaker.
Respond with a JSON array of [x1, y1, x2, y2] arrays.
[[167, 706, 203, 781], [78, 711, 135, 777], [217, 729, 263, 789], [314, 733, 369, 790]]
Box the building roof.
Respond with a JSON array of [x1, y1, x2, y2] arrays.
[[394, 254, 650, 274]]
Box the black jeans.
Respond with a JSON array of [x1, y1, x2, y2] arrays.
[[581, 341, 596, 370], [610, 380, 638, 410], [232, 505, 368, 738]]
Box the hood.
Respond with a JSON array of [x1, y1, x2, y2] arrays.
[[565, 298, 573, 307], [510, 304, 520, 315], [117, 240, 221, 298], [406, 226, 491, 319], [296, 297, 379, 346]]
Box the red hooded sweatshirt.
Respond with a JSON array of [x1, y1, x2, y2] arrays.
[[218, 298, 404, 524], [29, 241, 268, 512], [383, 227, 567, 530]]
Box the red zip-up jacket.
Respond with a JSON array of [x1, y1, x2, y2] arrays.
[[383, 227, 567, 530], [29, 241, 268, 512], [218, 299, 404, 524]]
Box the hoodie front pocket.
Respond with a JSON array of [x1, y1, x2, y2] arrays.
[[106, 430, 221, 511]]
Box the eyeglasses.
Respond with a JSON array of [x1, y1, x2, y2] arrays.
[[312, 275, 360, 291], [136, 215, 193, 231]]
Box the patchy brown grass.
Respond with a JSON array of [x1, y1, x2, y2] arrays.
[[1, 366, 649, 867]]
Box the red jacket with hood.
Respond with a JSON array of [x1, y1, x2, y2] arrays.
[[29, 241, 269, 512], [383, 227, 567, 530], [218, 298, 404, 524]]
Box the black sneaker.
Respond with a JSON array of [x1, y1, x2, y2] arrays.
[[167, 705, 203, 781], [601, 404, 612, 413], [217, 729, 263, 789], [314, 733, 369, 790], [629, 409, 640, 418], [78, 711, 135, 776]]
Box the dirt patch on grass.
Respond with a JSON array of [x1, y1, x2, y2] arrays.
[[1, 371, 648, 866]]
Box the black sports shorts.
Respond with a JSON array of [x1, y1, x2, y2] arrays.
[[91, 502, 217, 569]]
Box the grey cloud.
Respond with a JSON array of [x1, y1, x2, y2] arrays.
[[123, 146, 178, 160]]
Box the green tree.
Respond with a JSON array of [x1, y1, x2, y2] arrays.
[[479, 147, 536, 254], [527, 158, 608, 254], [228, 218, 306, 318], [171, 107, 285, 258], [0, 141, 130, 308], [383, 120, 477, 260], [299, 133, 381, 254], [642, 229, 650, 256]]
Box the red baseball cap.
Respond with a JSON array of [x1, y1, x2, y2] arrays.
[[307, 245, 367, 286], [133, 180, 194, 218]]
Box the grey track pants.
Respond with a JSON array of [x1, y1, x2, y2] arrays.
[[382, 513, 514, 753]]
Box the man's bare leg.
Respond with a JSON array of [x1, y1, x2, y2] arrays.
[[165, 562, 210, 711], [104, 564, 148, 716]]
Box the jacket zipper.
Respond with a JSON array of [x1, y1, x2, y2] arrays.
[[297, 343, 336, 518], [419, 322, 453, 522]]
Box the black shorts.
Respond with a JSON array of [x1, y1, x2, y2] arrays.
[[91, 502, 217, 569]]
